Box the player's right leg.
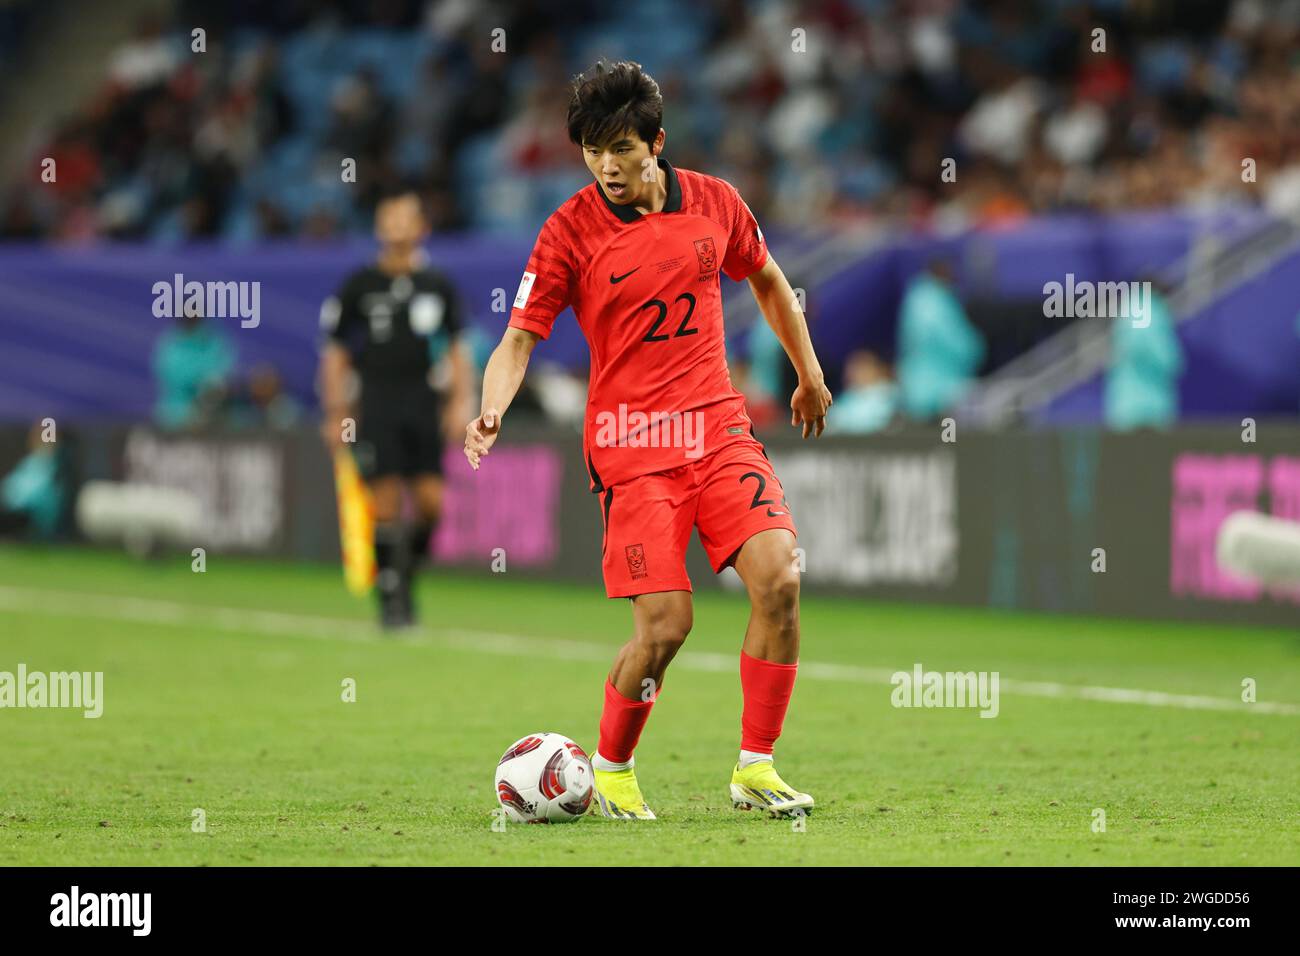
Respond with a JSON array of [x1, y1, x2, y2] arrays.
[[591, 590, 692, 819], [589, 468, 695, 819]]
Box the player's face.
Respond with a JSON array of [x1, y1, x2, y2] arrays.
[[583, 129, 662, 205], [374, 195, 426, 247]]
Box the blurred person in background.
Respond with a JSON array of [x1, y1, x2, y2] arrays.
[[830, 350, 899, 434], [0, 422, 68, 539], [1104, 277, 1184, 430], [896, 259, 985, 420], [318, 187, 473, 631], [744, 316, 789, 430], [743, 269, 823, 431], [152, 302, 236, 430], [228, 363, 302, 431], [727, 358, 780, 431]]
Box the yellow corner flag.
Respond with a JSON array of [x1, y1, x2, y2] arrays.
[[333, 448, 375, 596]]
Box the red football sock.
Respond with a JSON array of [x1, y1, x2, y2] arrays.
[[596, 678, 656, 763], [739, 650, 798, 753]]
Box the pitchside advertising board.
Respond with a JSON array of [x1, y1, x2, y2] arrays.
[[2, 423, 1295, 627]]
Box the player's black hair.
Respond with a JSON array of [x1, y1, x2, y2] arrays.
[[566, 59, 663, 149]]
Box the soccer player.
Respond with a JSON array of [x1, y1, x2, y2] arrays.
[[319, 187, 472, 629], [465, 61, 832, 818]]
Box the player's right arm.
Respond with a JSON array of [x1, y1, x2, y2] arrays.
[[467, 217, 573, 470], [464, 327, 540, 470]]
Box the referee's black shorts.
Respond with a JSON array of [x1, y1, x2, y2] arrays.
[[355, 381, 445, 480]]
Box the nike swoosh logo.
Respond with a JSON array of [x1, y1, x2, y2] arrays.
[[609, 268, 639, 284], [767, 509, 787, 517]]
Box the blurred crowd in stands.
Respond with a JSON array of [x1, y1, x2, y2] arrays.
[[740, 260, 1184, 435], [3, 0, 1299, 243], [5, 0, 1295, 470], [152, 304, 305, 431]]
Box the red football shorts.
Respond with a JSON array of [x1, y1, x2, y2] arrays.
[[597, 437, 797, 598]]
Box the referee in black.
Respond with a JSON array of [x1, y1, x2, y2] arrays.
[[318, 186, 472, 629]]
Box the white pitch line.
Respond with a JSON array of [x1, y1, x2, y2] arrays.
[[1, 585, 1296, 717]]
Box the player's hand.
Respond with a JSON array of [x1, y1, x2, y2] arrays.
[[790, 378, 832, 438], [464, 408, 501, 470]]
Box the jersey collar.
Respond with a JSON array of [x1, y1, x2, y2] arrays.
[[599, 157, 682, 224]]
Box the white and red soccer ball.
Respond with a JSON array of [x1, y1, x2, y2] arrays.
[[494, 733, 594, 823]]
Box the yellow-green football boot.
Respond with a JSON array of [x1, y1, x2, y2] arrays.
[[730, 760, 814, 817], [590, 756, 656, 819]]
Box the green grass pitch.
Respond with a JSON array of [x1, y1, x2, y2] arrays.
[[1, 544, 1296, 866]]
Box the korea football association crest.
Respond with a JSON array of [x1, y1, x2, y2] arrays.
[[625, 543, 648, 580], [693, 237, 718, 280]]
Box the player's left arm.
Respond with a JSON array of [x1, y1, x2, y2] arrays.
[[746, 255, 833, 438]]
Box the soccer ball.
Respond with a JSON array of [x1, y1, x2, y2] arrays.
[[494, 732, 594, 823]]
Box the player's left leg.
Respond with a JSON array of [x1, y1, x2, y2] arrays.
[[695, 439, 813, 816], [729, 529, 813, 815]]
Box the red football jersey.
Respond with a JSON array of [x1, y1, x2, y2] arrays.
[[509, 158, 769, 491]]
